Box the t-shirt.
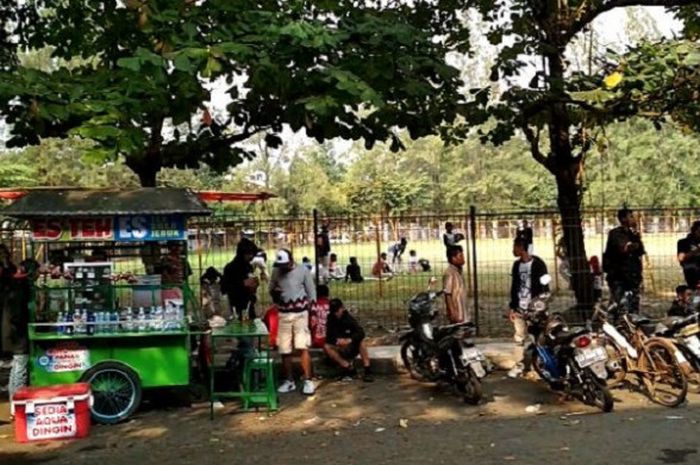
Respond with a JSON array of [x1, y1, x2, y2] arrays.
[[443, 232, 456, 247], [443, 263, 467, 323], [268, 265, 317, 312], [326, 311, 365, 346], [346, 263, 363, 282], [678, 236, 700, 270], [603, 226, 645, 282], [517, 260, 533, 310]]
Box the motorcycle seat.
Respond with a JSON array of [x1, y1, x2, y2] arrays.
[[627, 313, 652, 326], [550, 326, 588, 345], [436, 322, 475, 339]]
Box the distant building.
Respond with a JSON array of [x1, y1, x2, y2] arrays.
[[246, 170, 267, 187]]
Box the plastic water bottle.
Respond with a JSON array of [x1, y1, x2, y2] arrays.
[[176, 304, 185, 331], [153, 306, 163, 332], [87, 311, 95, 335], [137, 307, 146, 333], [73, 310, 82, 335], [110, 311, 119, 334], [56, 312, 64, 335], [82, 309, 89, 334], [65, 311, 73, 336], [124, 311, 133, 333]]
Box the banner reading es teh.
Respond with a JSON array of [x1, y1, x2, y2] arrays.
[[30, 215, 185, 242]]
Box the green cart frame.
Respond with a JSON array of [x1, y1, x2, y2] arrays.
[[3, 188, 211, 424]]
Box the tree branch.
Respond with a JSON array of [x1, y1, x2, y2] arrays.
[[568, 0, 697, 41], [522, 123, 553, 171]]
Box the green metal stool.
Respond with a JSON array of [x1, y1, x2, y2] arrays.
[[241, 352, 278, 411]]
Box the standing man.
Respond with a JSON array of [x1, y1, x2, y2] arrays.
[[507, 238, 549, 378], [443, 245, 470, 323], [677, 220, 700, 290], [443, 222, 457, 250], [516, 220, 534, 255], [603, 208, 645, 312], [316, 223, 331, 283], [389, 237, 408, 268], [221, 238, 259, 321], [269, 249, 317, 395]]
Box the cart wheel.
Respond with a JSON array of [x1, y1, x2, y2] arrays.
[[80, 362, 142, 425]]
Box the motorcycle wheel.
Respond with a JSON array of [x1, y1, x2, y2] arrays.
[[638, 339, 688, 408], [400, 340, 427, 381], [456, 372, 483, 405], [602, 336, 628, 388], [582, 370, 614, 413]]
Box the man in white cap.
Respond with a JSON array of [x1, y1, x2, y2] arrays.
[[269, 248, 317, 395]]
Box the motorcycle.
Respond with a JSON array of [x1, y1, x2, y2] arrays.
[[654, 313, 700, 393], [523, 275, 614, 412], [400, 288, 489, 404]]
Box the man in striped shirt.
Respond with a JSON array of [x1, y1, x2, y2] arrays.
[[269, 249, 317, 395]]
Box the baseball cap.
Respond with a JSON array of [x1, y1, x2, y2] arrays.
[[274, 249, 292, 267]]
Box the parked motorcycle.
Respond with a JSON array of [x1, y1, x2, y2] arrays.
[[523, 275, 614, 412], [591, 292, 688, 407], [400, 288, 488, 404], [654, 313, 700, 393]]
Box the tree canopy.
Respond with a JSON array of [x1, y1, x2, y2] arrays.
[[0, 0, 470, 186]]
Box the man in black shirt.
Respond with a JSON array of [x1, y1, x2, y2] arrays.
[[316, 223, 331, 282], [668, 285, 695, 318], [516, 220, 534, 254], [345, 257, 364, 283], [603, 208, 645, 313], [324, 298, 373, 382], [221, 238, 259, 320], [677, 221, 700, 290]]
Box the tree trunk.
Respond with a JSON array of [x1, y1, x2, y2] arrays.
[[554, 162, 594, 311], [546, 51, 594, 313], [136, 165, 158, 187]]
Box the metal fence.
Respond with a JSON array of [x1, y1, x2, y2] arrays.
[[2, 206, 698, 337]]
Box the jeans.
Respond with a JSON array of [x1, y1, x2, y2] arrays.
[[9, 354, 28, 409], [608, 280, 641, 314]]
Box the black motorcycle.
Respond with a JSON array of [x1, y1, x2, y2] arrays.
[[523, 276, 614, 412], [399, 290, 488, 404]]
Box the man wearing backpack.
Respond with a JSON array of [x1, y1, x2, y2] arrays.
[[603, 208, 645, 313]]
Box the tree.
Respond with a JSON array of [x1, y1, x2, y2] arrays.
[[0, 0, 469, 187], [456, 1, 699, 308]]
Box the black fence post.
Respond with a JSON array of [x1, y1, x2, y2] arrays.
[[469, 205, 480, 336], [313, 209, 319, 287]]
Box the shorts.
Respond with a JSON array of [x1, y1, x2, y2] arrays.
[[338, 341, 361, 360], [278, 311, 311, 355]]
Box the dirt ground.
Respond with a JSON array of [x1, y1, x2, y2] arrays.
[[2, 371, 700, 465]]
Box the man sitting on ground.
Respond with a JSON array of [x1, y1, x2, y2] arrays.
[[371, 253, 394, 279], [324, 298, 374, 382], [668, 284, 695, 318]]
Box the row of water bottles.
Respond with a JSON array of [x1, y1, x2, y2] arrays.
[[56, 304, 185, 335]]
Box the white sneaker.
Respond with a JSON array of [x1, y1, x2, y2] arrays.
[[278, 379, 296, 393], [507, 365, 523, 379], [212, 401, 225, 410], [302, 379, 316, 395]]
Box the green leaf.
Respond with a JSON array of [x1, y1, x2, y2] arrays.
[[116, 57, 141, 71]]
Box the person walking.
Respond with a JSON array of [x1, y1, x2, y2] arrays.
[[507, 238, 549, 378], [516, 220, 534, 254], [677, 220, 700, 290], [269, 249, 317, 395], [443, 245, 471, 324], [603, 208, 645, 313], [316, 223, 331, 283]]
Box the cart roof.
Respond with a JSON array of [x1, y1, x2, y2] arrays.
[[2, 188, 211, 218]]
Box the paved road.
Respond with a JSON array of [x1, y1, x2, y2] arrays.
[[2, 373, 700, 465]]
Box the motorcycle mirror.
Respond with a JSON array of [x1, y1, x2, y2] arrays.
[[539, 274, 552, 286]]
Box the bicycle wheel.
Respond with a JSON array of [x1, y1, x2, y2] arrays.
[[638, 339, 688, 408]]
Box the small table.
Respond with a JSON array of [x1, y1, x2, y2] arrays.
[[209, 319, 277, 419]]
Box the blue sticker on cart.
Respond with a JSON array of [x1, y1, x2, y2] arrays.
[[114, 215, 185, 242]]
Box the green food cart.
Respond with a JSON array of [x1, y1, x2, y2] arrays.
[[3, 188, 211, 424]]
